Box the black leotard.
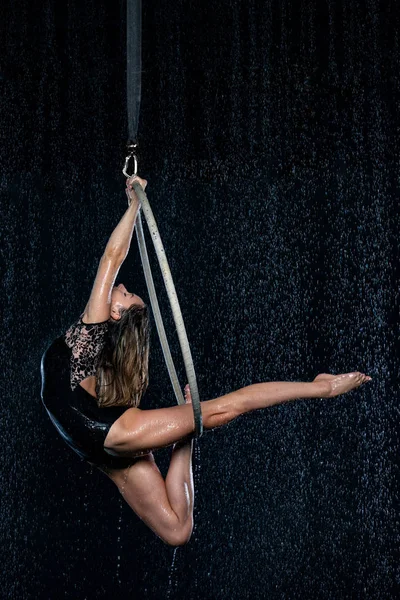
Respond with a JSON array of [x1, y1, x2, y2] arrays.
[[41, 318, 137, 470]]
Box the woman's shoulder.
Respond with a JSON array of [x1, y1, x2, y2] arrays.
[[80, 313, 110, 326]]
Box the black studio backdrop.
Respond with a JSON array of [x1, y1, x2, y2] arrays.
[[1, 0, 399, 599]]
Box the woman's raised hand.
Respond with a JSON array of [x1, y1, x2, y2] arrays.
[[126, 175, 148, 207]]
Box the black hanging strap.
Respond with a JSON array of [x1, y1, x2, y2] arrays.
[[127, 0, 142, 145]]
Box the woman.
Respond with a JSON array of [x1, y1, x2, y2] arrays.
[[41, 175, 372, 547]]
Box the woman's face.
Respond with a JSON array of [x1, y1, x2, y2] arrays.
[[111, 283, 145, 319]]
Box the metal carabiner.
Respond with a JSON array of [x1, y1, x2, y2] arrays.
[[122, 141, 139, 178], [123, 153, 138, 178]]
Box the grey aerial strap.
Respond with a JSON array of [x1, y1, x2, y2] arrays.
[[124, 0, 203, 437]]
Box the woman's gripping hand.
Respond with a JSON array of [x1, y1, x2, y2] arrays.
[[126, 175, 148, 207]]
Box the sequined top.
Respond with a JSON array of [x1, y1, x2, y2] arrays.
[[64, 315, 109, 391]]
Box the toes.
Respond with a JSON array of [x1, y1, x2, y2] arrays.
[[350, 372, 362, 380], [357, 372, 371, 386]]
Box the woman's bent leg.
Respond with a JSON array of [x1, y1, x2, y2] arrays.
[[100, 451, 194, 546], [104, 379, 331, 455]]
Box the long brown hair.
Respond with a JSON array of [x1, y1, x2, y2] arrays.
[[95, 304, 150, 408]]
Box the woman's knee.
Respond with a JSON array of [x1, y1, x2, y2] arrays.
[[163, 520, 193, 547]]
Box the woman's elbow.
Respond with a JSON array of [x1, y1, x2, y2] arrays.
[[103, 247, 125, 265]]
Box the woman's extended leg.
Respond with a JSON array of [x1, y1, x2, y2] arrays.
[[104, 372, 371, 456]]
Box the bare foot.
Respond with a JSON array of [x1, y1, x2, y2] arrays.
[[317, 372, 372, 398]]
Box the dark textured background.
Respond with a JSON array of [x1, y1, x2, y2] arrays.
[[1, 0, 399, 598]]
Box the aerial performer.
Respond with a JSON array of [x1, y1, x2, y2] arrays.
[[41, 175, 372, 547]]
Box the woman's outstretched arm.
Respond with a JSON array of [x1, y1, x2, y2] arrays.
[[83, 176, 147, 323], [104, 176, 146, 261]]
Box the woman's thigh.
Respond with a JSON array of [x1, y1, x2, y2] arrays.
[[104, 405, 196, 454], [104, 394, 241, 455]]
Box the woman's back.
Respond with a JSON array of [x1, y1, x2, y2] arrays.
[[41, 333, 134, 469]]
